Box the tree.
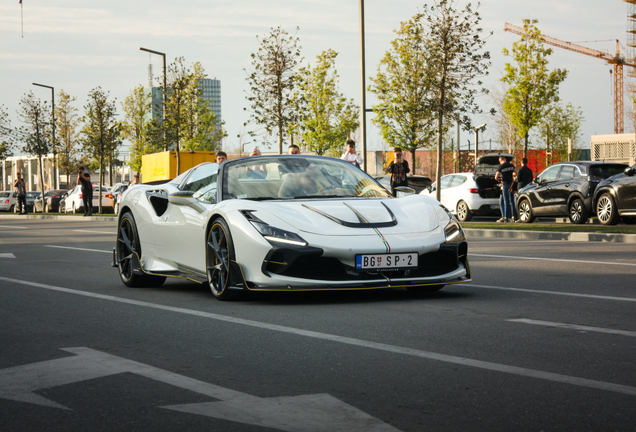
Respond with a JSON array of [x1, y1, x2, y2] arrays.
[[538, 102, 584, 163], [502, 19, 568, 158], [55, 90, 80, 188], [421, 0, 493, 201], [244, 26, 303, 153], [490, 84, 522, 153], [81, 87, 120, 214], [369, 16, 437, 164], [293, 49, 359, 155], [18, 92, 53, 207], [120, 85, 152, 174], [0, 105, 14, 189]]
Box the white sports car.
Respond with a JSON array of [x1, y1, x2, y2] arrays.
[[113, 155, 471, 300]]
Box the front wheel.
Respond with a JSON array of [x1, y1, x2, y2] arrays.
[[456, 201, 473, 222], [518, 199, 535, 223], [568, 198, 588, 224], [206, 219, 245, 301], [597, 193, 620, 225], [116, 212, 166, 288]]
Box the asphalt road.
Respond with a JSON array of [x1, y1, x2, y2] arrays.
[[1, 217, 635, 431]]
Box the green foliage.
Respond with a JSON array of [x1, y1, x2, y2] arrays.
[[81, 87, 120, 212], [244, 26, 303, 153], [0, 104, 14, 163], [55, 90, 80, 185], [502, 19, 568, 156], [120, 85, 152, 174], [293, 49, 359, 155], [369, 15, 437, 157], [538, 102, 584, 159]]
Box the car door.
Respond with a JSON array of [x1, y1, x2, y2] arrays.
[[615, 165, 636, 212], [438, 175, 455, 209], [550, 164, 579, 214], [528, 165, 562, 214]]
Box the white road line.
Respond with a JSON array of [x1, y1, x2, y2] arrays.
[[74, 229, 115, 235], [508, 319, 636, 337], [465, 284, 636, 303], [469, 253, 636, 267], [1, 275, 636, 398], [0, 225, 27, 229], [44, 245, 111, 254]]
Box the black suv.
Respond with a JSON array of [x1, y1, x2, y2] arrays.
[[592, 164, 636, 225], [516, 161, 628, 224]]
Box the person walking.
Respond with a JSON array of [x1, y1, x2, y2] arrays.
[[516, 157, 533, 189], [341, 140, 363, 168], [14, 172, 27, 215], [385, 147, 410, 196], [77, 166, 93, 216], [495, 156, 516, 223]]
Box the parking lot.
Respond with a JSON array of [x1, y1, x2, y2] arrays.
[[1, 217, 635, 431]]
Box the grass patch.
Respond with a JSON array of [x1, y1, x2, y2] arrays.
[[464, 222, 636, 234]]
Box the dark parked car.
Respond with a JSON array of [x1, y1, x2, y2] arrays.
[[374, 175, 432, 194], [33, 189, 67, 213], [592, 163, 636, 225], [19, 191, 42, 213], [516, 161, 629, 224]]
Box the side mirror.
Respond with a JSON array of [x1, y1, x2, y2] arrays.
[[394, 186, 416, 198], [625, 167, 635, 176], [533, 177, 540, 184], [168, 191, 206, 213]]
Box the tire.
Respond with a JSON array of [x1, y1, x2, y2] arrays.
[[568, 198, 588, 224], [597, 193, 620, 225], [9, 205, 14, 212], [518, 199, 535, 223], [116, 212, 166, 288], [456, 201, 473, 222], [407, 284, 445, 293], [622, 216, 636, 225], [206, 218, 245, 301]]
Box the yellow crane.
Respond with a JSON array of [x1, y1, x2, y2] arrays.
[[504, 22, 636, 134]]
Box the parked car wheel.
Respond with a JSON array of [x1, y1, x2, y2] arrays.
[[206, 218, 245, 301], [568, 198, 588, 224], [596, 193, 620, 225], [518, 199, 535, 223], [8, 204, 14, 212], [456, 200, 473, 222], [117, 212, 166, 288]]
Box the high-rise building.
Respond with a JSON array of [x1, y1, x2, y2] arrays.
[[147, 78, 221, 124]]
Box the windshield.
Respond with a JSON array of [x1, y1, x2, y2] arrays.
[[589, 164, 629, 181], [223, 156, 390, 200], [26, 192, 41, 198]]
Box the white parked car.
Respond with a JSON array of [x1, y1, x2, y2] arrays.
[[0, 191, 18, 212], [60, 185, 115, 214], [421, 172, 501, 222]]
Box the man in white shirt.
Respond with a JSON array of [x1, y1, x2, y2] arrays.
[[340, 140, 363, 168]]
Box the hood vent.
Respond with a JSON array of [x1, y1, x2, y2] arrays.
[[302, 201, 397, 228]]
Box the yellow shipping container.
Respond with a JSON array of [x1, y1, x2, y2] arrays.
[[141, 151, 217, 183]]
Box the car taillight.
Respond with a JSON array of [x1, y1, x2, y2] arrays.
[[51, 195, 59, 199], [468, 188, 479, 194], [79, 193, 83, 198], [3, 200, 8, 204], [106, 194, 113, 199]]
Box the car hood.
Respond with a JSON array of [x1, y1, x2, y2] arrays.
[[249, 196, 441, 235]]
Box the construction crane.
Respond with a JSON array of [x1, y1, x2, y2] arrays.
[[504, 22, 636, 134]]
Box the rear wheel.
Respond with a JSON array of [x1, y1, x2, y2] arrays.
[[518, 199, 535, 223], [568, 198, 588, 224], [206, 219, 245, 301], [116, 212, 166, 288], [456, 201, 473, 222], [9, 205, 14, 212], [597, 193, 620, 225]]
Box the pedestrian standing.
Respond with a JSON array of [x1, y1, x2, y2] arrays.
[[516, 157, 533, 189], [77, 166, 93, 217], [385, 147, 410, 196], [215, 151, 227, 164], [288, 144, 300, 154], [14, 172, 27, 215], [341, 140, 363, 168], [495, 156, 516, 223]]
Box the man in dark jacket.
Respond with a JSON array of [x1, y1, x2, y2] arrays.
[[516, 157, 533, 189], [77, 166, 92, 217], [386, 147, 410, 196]]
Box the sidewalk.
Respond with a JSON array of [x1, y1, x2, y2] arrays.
[[0, 214, 115, 222], [464, 228, 636, 244]]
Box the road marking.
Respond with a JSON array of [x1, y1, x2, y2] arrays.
[[0, 348, 398, 431], [465, 284, 636, 303], [508, 319, 636, 337], [2, 276, 636, 398], [0, 225, 26, 229], [469, 253, 636, 267], [44, 245, 111, 254], [73, 229, 115, 235], [0, 253, 16, 259]]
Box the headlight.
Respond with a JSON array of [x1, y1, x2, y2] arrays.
[[250, 221, 308, 246], [440, 205, 466, 243]]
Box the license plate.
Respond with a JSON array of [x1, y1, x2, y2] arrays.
[[356, 253, 418, 270]]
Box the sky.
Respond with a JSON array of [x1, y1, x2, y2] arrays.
[[0, 0, 632, 155]]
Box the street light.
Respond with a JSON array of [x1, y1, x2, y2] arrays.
[[139, 47, 167, 151], [359, 0, 368, 172], [474, 123, 486, 167], [32, 82, 57, 189]]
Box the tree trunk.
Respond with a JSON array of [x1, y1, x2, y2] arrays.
[[523, 132, 529, 159], [99, 155, 103, 214], [38, 156, 45, 214]]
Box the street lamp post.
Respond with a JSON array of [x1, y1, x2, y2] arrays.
[[139, 47, 167, 151], [32, 82, 57, 189], [474, 123, 486, 168], [359, 0, 368, 172]]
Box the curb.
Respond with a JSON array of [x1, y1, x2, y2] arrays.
[[0, 214, 116, 222], [464, 228, 636, 244]]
